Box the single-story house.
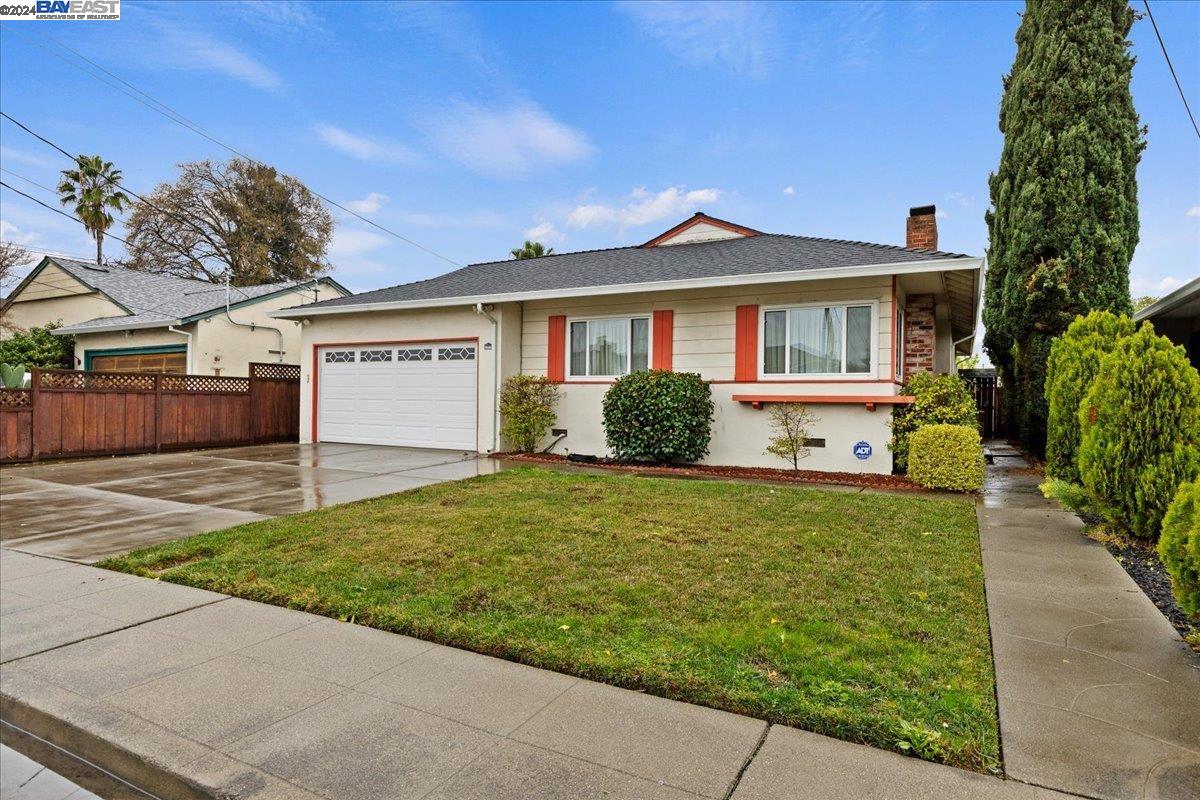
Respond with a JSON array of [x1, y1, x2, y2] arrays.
[[270, 207, 983, 474], [1134, 276, 1199, 370], [1, 256, 348, 376]]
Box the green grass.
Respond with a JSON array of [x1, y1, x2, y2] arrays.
[[102, 467, 998, 771]]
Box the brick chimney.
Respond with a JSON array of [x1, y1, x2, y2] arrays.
[[906, 205, 938, 251]]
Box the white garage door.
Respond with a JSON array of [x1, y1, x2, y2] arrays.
[[317, 342, 477, 450]]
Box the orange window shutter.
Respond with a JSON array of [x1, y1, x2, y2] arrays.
[[547, 315, 567, 382], [652, 310, 674, 370], [734, 304, 759, 382]]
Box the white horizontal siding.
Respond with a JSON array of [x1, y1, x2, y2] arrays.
[[521, 276, 895, 382]]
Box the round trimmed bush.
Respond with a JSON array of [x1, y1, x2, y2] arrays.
[[602, 370, 713, 463], [1045, 311, 1136, 483], [889, 373, 977, 473], [1158, 480, 1200, 618], [907, 424, 985, 492], [1078, 324, 1200, 539]]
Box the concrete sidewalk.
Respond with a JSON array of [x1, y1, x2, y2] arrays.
[[0, 548, 1065, 800], [979, 446, 1200, 800]]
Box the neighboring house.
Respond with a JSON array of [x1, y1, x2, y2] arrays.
[[271, 207, 982, 474], [1, 257, 349, 376], [1134, 276, 1199, 370]]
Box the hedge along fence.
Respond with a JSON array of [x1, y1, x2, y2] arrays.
[[0, 363, 301, 464], [1044, 311, 1136, 484], [1078, 325, 1200, 540], [1159, 480, 1200, 618]]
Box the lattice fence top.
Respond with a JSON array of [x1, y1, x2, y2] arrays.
[[161, 374, 250, 393], [39, 370, 157, 391], [250, 362, 301, 381], [0, 389, 32, 409]]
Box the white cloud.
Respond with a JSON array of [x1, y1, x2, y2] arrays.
[[0, 219, 39, 246], [618, 1, 779, 77], [947, 191, 975, 209], [524, 221, 563, 243], [0, 147, 52, 168], [1130, 274, 1185, 295], [782, 185, 795, 196], [1187, 205, 1200, 218], [567, 186, 722, 230], [233, 0, 322, 34], [423, 102, 591, 178], [315, 125, 420, 166], [154, 26, 283, 91], [346, 193, 389, 214], [328, 228, 390, 259]]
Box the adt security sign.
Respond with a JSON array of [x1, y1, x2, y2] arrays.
[[853, 441, 873, 460]]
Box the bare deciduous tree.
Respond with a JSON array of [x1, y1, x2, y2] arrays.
[[124, 158, 333, 286], [1, 241, 35, 333]]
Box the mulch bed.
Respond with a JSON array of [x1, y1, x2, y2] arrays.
[[1103, 538, 1199, 645], [492, 452, 927, 492]]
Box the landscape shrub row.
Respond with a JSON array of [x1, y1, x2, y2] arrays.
[[1043, 311, 1200, 617]]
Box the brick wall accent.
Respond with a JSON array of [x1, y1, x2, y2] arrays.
[[903, 294, 935, 375], [906, 206, 938, 251]]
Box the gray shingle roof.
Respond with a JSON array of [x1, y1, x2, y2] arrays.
[[37, 258, 318, 334], [301, 232, 974, 311]]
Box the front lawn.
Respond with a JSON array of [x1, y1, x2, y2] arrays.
[[103, 467, 998, 771]]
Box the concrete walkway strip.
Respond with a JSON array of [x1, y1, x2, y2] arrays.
[[979, 448, 1200, 800], [0, 548, 1075, 800]]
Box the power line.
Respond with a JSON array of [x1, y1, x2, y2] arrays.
[[1143, 1, 1200, 140], [1, 169, 331, 316], [1, 112, 235, 262], [0, 180, 129, 247], [18, 29, 464, 267]]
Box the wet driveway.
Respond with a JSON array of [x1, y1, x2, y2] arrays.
[[0, 443, 499, 564]]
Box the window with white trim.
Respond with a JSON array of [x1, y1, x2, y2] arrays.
[[762, 303, 875, 376], [568, 317, 650, 377]]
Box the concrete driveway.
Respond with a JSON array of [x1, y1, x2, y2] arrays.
[[0, 444, 498, 564]]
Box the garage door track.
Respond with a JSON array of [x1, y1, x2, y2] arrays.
[[0, 444, 497, 563]]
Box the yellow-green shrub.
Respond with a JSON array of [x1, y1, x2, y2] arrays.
[[1158, 481, 1200, 618], [1045, 311, 1136, 483], [1078, 325, 1200, 539], [908, 425, 985, 492]]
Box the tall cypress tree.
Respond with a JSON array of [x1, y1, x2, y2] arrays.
[[983, 0, 1143, 454]]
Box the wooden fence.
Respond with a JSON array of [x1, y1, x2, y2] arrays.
[[960, 369, 1003, 440], [0, 362, 300, 464]]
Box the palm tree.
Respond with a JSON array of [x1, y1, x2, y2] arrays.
[[58, 155, 130, 265], [511, 240, 554, 260]]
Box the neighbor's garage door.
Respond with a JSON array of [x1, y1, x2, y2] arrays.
[[317, 342, 477, 450]]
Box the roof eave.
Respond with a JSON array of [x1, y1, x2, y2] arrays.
[[270, 256, 983, 320], [53, 317, 184, 336], [180, 277, 347, 325], [1133, 275, 1200, 322]]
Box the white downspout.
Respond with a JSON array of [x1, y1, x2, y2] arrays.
[[225, 273, 286, 363], [474, 302, 501, 453], [167, 325, 193, 373]]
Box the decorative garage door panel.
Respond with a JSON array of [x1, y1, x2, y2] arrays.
[[318, 343, 476, 449]]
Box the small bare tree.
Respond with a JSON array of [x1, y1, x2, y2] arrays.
[[1, 241, 34, 334], [765, 403, 819, 470]]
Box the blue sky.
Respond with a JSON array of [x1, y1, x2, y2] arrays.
[[1, 0, 1197, 303]]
